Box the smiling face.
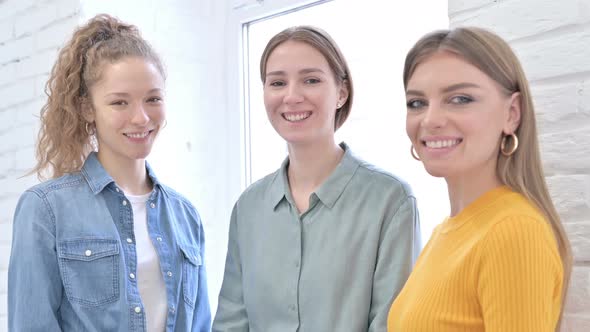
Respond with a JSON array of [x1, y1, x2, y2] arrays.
[[263, 40, 348, 147], [405, 51, 520, 182], [86, 56, 165, 167]]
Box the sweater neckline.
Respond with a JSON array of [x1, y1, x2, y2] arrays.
[[439, 185, 512, 234]]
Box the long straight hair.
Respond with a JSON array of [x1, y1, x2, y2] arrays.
[[403, 27, 572, 329]]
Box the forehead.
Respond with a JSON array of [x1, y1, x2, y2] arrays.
[[93, 57, 164, 91], [408, 51, 493, 89], [265, 40, 330, 71]]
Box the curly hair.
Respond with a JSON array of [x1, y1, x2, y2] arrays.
[[32, 14, 165, 179]]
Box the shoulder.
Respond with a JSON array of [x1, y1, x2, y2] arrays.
[[353, 157, 415, 199], [24, 173, 85, 198], [477, 212, 561, 272], [236, 168, 281, 204], [484, 214, 557, 248]]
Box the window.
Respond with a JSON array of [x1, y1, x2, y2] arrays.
[[240, 0, 449, 243]]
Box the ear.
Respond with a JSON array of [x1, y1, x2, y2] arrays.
[[503, 92, 521, 134], [80, 97, 95, 123], [337, 79, 350, 107]]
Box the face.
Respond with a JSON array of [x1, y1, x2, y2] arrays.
[[263, 40, 348, 146], [405, 51, 520, 180], [86, 56, 165, 166]]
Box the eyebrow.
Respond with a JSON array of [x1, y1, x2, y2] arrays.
[[265, 68, 326, 78], [406, 82, 482, 96], [104, 88, 163, 97]]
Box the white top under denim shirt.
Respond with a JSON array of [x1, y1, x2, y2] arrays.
[[8, 152, 211, 332], [213, 143, 421, 332]]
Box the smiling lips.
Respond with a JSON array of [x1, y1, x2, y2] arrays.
[[282, 111, 311, 122], [422, 138, 462, 149], [124, 130, 152, 139]]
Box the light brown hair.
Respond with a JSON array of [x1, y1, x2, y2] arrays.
[[404, 27, 571, 329], [32, 14, 165, 179], [259, 25, 353, 130]]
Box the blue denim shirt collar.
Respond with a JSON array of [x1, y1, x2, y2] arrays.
[[81, 152, 165, 195], [269, 142, 360, 210]]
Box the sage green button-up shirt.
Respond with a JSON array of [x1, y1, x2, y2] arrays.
[[213, 143, 420, 332]]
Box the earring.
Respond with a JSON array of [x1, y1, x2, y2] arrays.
[[500, 133, 519, 156], [85, 122, 95, 135], [162, 120, 168, 129], [85, 122, 98, 152], [337, 102, 342, 109], [411, 145, 421, 161]]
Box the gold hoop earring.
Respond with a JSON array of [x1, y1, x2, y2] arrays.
[[411, 145, 421, 161], [85, 122, 95, 135], [501, 133, 519, 156]]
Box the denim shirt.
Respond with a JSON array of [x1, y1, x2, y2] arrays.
[[8, 153, 211, 332]]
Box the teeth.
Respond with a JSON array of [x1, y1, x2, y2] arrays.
[[425, 139, 460, 149], [284, 112, 310, 122], [125, 132, 149, 139]]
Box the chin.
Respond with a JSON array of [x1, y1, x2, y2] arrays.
[[422, 165, 449, 178]]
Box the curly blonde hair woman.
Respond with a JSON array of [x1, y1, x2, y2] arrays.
[[9, 14, 211, 331]]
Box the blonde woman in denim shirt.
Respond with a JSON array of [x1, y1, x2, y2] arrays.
[[8, 15, 210, 331]]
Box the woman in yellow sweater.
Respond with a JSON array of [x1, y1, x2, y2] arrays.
[[387, 27, 572, 331]]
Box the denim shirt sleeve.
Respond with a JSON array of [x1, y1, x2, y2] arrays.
[[192, 216, 212, 332], [212, 204, 249, 332], [368, 195, 421, 332], [8, 190, 64, 331]]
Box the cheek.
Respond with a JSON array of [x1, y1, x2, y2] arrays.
[[263, 91, 278, 112], [405, 116, 420, 140]]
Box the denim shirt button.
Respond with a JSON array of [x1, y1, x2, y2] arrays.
[[85, 250, 92, 257], [156, 237, 162, 242], [122, 200, 127, 206], [115, 187, 120, 192], [150, 202, 156, 208], [167, 271, 172, 277], [129, 273, 135, 279], [126, 238, 133, 244], [134, 306, 141, 313]]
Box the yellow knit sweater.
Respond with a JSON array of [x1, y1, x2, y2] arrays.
[[387, 186, 563, 332]]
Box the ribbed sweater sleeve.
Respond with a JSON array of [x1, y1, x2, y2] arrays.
[[476, 216, 563, 332]]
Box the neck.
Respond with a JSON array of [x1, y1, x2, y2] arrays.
[[446, 162, 502, 217], [97, 152, 152, 195], [287, 139, 344, 191]]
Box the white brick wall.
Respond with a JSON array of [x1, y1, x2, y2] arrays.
[[0, 0, 82, 329], [450, 0, 590, 330]]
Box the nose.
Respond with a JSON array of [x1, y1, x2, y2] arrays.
[[283, 83, 304, 105], [131, 103, 149, 125], [421, 103, 447, 129]]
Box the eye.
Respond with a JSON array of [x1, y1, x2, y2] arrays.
[[449, 95, 474, 105], [406, 99, 426, 110], [110, 100, 128, 106], [268, 80, 285, 87], [147, 96, 163, 103], [304, 78, 321, 84]]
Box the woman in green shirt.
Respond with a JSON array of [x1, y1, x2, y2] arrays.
[[213, 26, 420, 332]]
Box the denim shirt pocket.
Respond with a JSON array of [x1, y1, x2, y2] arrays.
[[179, 244, 202, 308], [57, 238, 120, 307]]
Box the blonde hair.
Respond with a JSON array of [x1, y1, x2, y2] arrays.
[[259, 25, 353, 130], [403, 27, 572, 329], [32, 14, 165, 179]]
